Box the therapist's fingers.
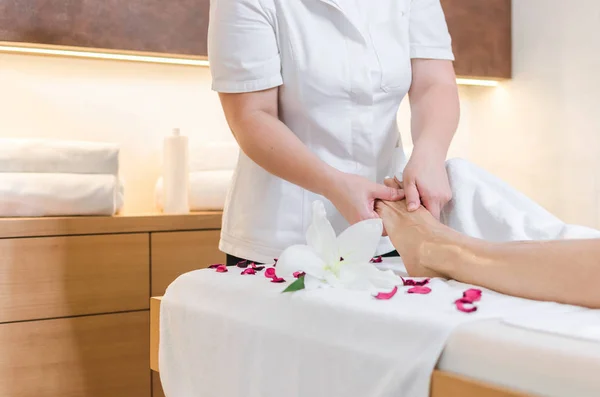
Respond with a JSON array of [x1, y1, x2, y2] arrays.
[[404, 179, 420, 211], [383, 177, 402, 190], [422, 198, 442, 220], [372, 184, 404, 202]]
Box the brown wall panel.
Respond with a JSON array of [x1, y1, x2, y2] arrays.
[[442, 0, 512, 79], [0, 0, 209, 56]]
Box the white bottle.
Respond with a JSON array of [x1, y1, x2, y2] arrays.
[[163, 128, 189, 214]]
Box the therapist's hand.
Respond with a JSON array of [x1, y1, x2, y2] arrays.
[[402, 146, 451, 220], [325, 173, 404, 225]]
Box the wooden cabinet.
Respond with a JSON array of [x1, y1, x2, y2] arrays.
[[152, 373, 166, 397], [0, 311, 150, 397], [151, 230, 224, 296], [0, 212, 222, 397], [442, 0, 512, 79], [0, 234, 149, 323]]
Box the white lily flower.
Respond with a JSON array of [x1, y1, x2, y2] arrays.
[[277, 201, 403, 291]]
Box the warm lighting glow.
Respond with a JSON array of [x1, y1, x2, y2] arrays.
[[455, 78, 500, 87], [0, 44, 210, 66]]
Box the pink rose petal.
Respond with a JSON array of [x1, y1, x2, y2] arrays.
[[236, 260, 249, 268], [401, 277, 430, 287], [407, 286, 431, 294], [373, 286, 398, 300], [455, 298, 478, 313], [271, 277, 286, 283], [273, 258, 278, 267], [241, 268, 256, 275], [293, 271, 306, 278], [265, 267, 277, 279], [463, 288, 482, 302], [208, 263, 224, 269], [250, 263, 265, 271], [215, 265, 228, 273], [370, 256, 383, 263]]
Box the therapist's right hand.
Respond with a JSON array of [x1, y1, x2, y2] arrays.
[[325, 173, 404, 225]]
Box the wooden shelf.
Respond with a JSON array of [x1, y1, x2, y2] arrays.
[[0, 212, 222, 239]]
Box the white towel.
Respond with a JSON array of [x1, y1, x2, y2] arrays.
[[0, 138, 119, 175], [0, 173, 124, 217], [155, 170, 234, 211], [189, 141, 239, 172]]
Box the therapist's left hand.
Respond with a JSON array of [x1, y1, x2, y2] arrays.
[[402, 147, 451, 220]]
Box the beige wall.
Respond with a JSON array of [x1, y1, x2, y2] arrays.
[[1, 0, 599, 225]]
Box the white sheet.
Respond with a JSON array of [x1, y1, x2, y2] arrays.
[[155, 170, 233, 211], [159, 260, 569, 397], [0, 138, 119, 175], [0, 173, 124, 216]]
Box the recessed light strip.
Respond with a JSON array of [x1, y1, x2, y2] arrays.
[[0, 44, 499, 86]]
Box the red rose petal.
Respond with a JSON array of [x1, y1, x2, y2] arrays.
[[370, 256, 383, 263], [235, 260, 249, 268], [265, 267, 277, 279], [455, 298, 478, 313], [463, 288, 482, 302], [373, 286, 398, 300], [250, 263, 265, 271], [215, 265, 228, 273], [208, 264, 224, 269], [407, 286, 431, 294], [271, 277, 286, 283], [293, 271, 306, 278], [401, 277, 430, 287], [241, 268, 256, 275], [273, 258, 278, 267]]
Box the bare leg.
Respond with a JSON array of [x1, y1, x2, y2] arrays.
[[376, 200, 600, 309]]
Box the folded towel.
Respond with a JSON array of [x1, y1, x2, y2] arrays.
[[440, 158, 600, 240], [155, 170, 234, 211], [189, 142, 239, 172], [0, 138, 119, 175], [0, 173, 124, 217]]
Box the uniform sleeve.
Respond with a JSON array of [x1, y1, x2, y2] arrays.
[[409, 0, 455, 60], [208, 0, 283, 93]]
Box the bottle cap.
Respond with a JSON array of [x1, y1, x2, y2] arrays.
[[173, 128, 181, 137]]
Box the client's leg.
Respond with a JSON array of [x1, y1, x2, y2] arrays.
[[377, 200, 600, 309]]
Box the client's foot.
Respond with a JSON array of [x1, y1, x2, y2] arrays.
[[376, 200, 463, 278]]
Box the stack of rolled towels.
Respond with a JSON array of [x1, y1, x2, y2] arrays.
[[0, 138, 124, 217], [155, 141, 239, 211]]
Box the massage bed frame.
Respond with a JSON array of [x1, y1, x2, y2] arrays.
[[150, 297, 537, 397]]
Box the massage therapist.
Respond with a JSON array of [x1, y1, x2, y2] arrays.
[[208, 0, 460, 265]]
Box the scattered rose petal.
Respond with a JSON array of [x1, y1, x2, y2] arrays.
[[463, 288, 482, 302], [241, 268, 256, 275], [271, 277, 286, 283], [250, 263, 265, 271], [401, 277, 430, 287], [370, 256, 383, 263], [340, 257, 344, 261], [293, 271, 306, 278], [407, 286, 431, 294], [455, 298, 478, 313], [215, 265, 228, 273], [373, 286, 398, 300], [208, 264, 224, 269], [265, 267, 277, 279], [236, 260, 249, 268]]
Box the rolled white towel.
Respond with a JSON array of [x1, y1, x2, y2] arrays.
[[0, 173, 124, 217], [0, 138, 119, 175], [155, 170, 234, 211], [189, 141, 239, 172]]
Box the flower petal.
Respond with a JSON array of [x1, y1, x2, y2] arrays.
[[304, 274, 327, 290], [271, 277, 286, 283], [208, 264, 224, 269], [455, 298, 478, 313], [370, 256, 383, 263], [401, 277, 430, 287], [293, 271, 306, 278], [236, 260, 249, 268], [337, 218, 383, 264], [215, 265, 228, 273], [241, 268, 256, 275], [407, 286, 431, 294], [276, 244, 326, 279], [251, 264, 265, 271], [264, 267, 277, 279], [462, 288, 482, 302], [373, 286, 398, 300], [337, 262, 402, 290], [305, 201, 339, 265]]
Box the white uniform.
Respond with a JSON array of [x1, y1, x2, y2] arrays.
[[209, 0, 454, 263]]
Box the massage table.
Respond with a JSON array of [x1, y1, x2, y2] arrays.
[[150, 294, 600, 397]]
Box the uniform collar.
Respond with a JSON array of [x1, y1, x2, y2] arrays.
[[315, 0, 367, 43]]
